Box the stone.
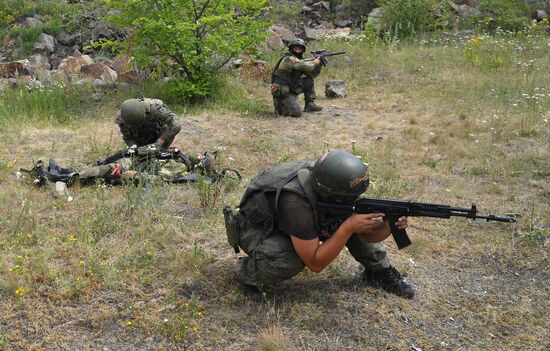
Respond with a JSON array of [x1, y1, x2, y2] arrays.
[[57, 55, 94, 75], [312, 1, 330, 17], [335, 20, 354, 28], [56, 31, 76, 46], [91, 22, 116, 41], [33, 33, 55, 54], [325, 79, 346, 98], [270, 26, 295, 43], [28, 54, 51, 71], [111, 54, 133, 74], [304, 27, 327, 41], [326, 28, 351, 39], [459, 4, 481, 17], [24, 17, 43, 27], [366, 8, 383, 30], [531, 9, 549, 21], [267, 30, 285, 50], [0, 59, 35, 79], [80, 63, 118, 83]]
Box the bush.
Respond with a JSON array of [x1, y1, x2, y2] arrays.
[[104, 0, 270, 102], [478, 0, 532, 32], [377, 0, 452, 39]]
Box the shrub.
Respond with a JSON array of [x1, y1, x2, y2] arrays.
[[103, 0, 270, 102], [478, 0, 532, 32], [377, 0, 452, 39]]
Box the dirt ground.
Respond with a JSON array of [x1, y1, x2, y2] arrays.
[[0, 77, 548, 350]]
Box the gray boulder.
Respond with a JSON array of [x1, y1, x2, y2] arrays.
[[33, 33, 55, 54], [325, 79, 346, 98]]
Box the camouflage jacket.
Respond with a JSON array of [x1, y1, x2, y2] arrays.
[[115, 98, 182, 148], [272, 53, 322, 93]]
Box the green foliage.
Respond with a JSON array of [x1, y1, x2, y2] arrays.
[[478, 0, 532, 32], [103, 0, 270, 101], [9, 21, 61, 56], [0, 82, 83, 132], [377, 0, 452, 39]]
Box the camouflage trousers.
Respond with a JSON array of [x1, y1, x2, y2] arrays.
[[273, 76, 317, 117], [235, 231, 390, 287]]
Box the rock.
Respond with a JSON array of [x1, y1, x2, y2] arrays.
[[366, 8, 383, 30], [268, 30, 285, 50], [302, 6, 313, 14], [91, 22, 117, 41], [270, 26, 295, 43], [335, 20, 354, 28], [305, 27, 327, 41], [450, 3, 482, 18], [326, 28, 351, 39], [56, 31, 76, 46], [531, 9, 549, 21], [57, 55, 94, 75], [80, 62, 118, 83], [111, 54, 132, 74], [312, 1, 331, 17], [54, 181, 69, 199], [28, 54, 51, 71], [33, 33, 55, 54], [325, 79, 346, 98], [24, 17, 43, 28], [0, 59, 35, 79], [0, 78, 17, 92]]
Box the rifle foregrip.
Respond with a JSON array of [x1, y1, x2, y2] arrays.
[[388, 216, 412, 249]]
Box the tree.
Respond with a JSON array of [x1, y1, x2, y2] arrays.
[[104, 0, 269, 87]]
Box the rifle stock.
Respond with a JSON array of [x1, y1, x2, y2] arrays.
[[317, 197, 516, 249]]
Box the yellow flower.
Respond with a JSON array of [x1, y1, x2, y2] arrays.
[[192, 326, 198, 333], [196, 311, 203, 316], [79, 260, 84, 265], [68, 235, 77, 241], [15, 288, 25, 296], [126, 321, 134, 326]]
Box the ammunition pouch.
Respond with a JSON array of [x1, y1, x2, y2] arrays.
[[271, 83, 289, 98], [223, 206, 241, 253]]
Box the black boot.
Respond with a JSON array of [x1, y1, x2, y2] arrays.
[[304, 100, 323, 112], [363, 266, 415, 299]]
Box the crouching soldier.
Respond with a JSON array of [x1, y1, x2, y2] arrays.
[[224, 150, 415, 300], [271, 38, 324, 117], [115, 97, 182, 152]]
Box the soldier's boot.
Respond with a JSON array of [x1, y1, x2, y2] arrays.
[[363, 266, 415, 299], [304, 100, 323, 112]]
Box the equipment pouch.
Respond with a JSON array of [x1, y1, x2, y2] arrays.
[[223, 206, 240, 253], [271, 83, 289, 98]]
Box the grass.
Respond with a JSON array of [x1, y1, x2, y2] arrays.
[[0, 28, 549, 350]]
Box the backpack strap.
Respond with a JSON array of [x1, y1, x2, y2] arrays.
[[274, 168, 301, 212]]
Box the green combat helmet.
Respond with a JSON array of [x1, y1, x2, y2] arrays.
[[288, 38, 306, 51], [120, 98, 146, 125], [311, 150, 369, 200]]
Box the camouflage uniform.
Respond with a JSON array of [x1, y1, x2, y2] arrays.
[[233, 163, 390, 287], [115, 98, 182, 148], [271, 54, 322, 117]]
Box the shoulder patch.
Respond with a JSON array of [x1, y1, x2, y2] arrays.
[[287, 56, 299, 64]]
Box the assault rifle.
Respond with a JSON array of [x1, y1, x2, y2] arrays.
[[317, 197, 516, 249], [308, 49, 346, 66], [92, 145, 193, 170]]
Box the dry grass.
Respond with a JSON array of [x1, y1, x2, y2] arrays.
[[0, 31, 549, 350]]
